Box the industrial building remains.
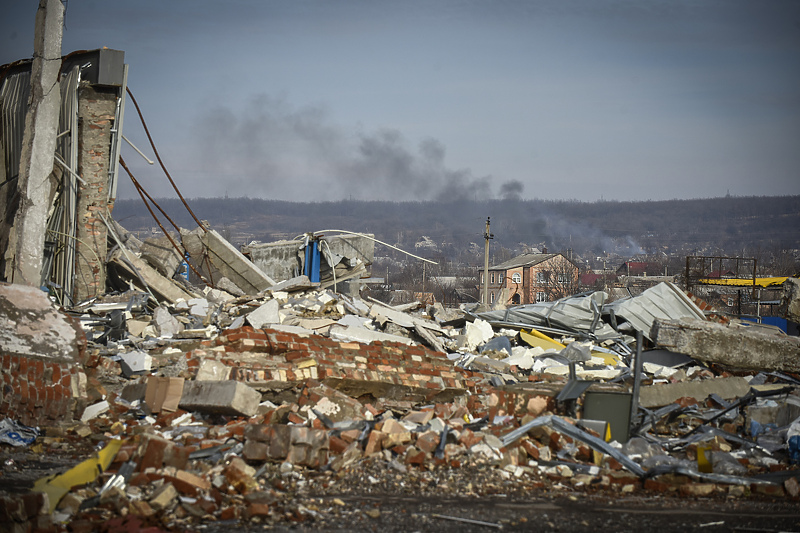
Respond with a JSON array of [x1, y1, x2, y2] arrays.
[[1, 4, 800, 532]]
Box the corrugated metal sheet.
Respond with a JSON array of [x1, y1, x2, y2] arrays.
[[46, 66, 80, 303], [476, 291, 620, 340], [0, 70, 30, 182], [602, 282, 706, 341]]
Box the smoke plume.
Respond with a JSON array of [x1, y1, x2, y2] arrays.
[[191, 95, 523, 202]]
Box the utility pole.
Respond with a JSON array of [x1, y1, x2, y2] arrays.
[[422, 262, 426, 301], [482, 217, 493, 306]]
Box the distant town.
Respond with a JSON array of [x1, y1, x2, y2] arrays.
[[114, 195, 800, 318]]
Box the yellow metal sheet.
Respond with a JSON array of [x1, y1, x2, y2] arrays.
[[520, 328, 565, 351], [34, 438, 123, 513], [590, 350, 621, 366], [698, 276, 788, 288]]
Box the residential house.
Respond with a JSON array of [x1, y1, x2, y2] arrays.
[[616, 261, 663, 278], [480, 253, 580, 306]]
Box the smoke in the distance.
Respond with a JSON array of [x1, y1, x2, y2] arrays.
[[191, 95, 522, 202]]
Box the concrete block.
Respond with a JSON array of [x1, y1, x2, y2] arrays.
[[458, 319, 494, 351], [153, 305, 183, 337], [638, 376, 751, 408], [80, 400, 109, 422], [149, 483, 178, 511], [188, 298, 210, 317], [179, 380, 261, 417], [652, 318, 800, 372], [126, 319, 150, 337], [195, 359, 230, 381], [118, 350, 152, 373], [246, 299, 280, 329]]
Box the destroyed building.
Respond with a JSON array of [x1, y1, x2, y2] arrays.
[[1, 14, 800, 533]]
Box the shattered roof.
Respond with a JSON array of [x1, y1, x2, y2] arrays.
[[603, 281, 707, 341], [475, 290, 620, 340]]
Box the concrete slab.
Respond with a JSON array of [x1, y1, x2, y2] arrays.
[[267, 275, 317, 293], [140, 236, 182, 278], [202, 229, 275, 293], [652, 318, 800, 373], [370, 302, 446, 334], [108, 248, 197, 304], [329, 324, 414, 345], [638, 376, 751, 408], [781, 278, 800, 324]]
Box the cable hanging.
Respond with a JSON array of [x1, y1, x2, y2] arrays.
[[125, 86, 206, 232], [119, 157, 213, 288]]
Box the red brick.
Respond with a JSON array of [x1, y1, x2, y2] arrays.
[[416, 431, 440, 454], [405, 448, 427, 466], [365, 430, 386, 455]]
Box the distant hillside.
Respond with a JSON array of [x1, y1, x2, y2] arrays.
[[112, 195, 800, 265]]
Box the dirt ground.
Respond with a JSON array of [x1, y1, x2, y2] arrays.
[[3, 447, 799, 533], [199, 493, 800, 533]]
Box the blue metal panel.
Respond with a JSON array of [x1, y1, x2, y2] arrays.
[[304, 240, 320, 283], [741, 316, 788, 333]]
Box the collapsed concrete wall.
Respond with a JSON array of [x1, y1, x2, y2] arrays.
[[0, 283, 86, 425], [244, 233, 374, 290], [652, 317, 800, 373]]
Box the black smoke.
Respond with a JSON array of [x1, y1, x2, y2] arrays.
[[192, 94, 524, 202]]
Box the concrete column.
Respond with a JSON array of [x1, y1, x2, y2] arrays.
[[7, 0, 63, 286], [73, 83, 116, 302]]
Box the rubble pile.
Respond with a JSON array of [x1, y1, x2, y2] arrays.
[[1, 277, 799, 532]]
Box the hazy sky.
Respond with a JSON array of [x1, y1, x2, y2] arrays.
[[2, 0, 799, 202]]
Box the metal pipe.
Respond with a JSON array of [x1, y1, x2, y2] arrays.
[[121, 134, 154, 164]]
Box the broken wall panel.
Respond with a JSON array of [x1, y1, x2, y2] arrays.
[[1, 48, 126, 305], [244, 233, 374, 290], [107, 248, 197, 304], [652, 318, 800, 373], [197, 228, 276, 293]]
